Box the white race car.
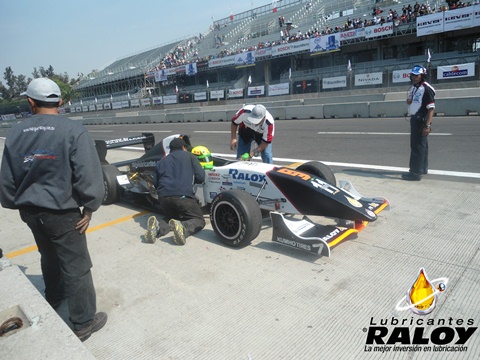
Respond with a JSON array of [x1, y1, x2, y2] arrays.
[[96, 133, 389, 256]]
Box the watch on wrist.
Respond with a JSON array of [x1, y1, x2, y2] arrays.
[[425, 124, 431, 128]]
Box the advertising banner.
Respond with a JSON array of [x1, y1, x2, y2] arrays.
[[255, 47, 272, 58], [235, 51, 255, 68], [179, 93, 193, 103], [228, 88, 244, 98], [416, 12, 445, 36], [443, 7, 475, 32], [96, 103, 104, 111], [392, 69, 412, 83], [322, 76, 347, 89], [271, 39, 309, 57], [247, 86, 265, 96], [208, 55, 236, 68], [141, 98, 152, 106], [340, 28, 365, 42], [292, 80, 317, 94], [268, 82, 289, 96], [355, 72, 383, 86], [474, 4, 480, 27], [365, 24, 394, 39], [185, 62, 197, 76], [210, 90, 225, 100], [163, 95, 177, 105], [310, 34, 340, 54], [104, 103, 112, 110], [194, 92, 207, 101], [152, 97, 162, 105], [437, 63, 475, 79], [154, 69, 168, 82], [88, 105, 96, 111]]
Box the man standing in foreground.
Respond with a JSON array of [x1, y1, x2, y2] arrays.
[[402, 65, 435, 181], [0, 78, 107, 341], [145, 137, 206, 245], [230, 104, 275, 164]]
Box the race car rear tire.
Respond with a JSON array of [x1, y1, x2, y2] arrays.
[[210, 189, 262, 248], [296, 161, 336, 186], [102, 165, 123, 205]]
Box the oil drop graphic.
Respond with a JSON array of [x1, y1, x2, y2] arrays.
[[407, 268, 437, 315]]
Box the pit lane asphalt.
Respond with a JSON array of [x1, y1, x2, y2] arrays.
[[1, 120, 479, 359]]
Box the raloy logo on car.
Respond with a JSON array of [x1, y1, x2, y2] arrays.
[[228, 169, 266, 182]]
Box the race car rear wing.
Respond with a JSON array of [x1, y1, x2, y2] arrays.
[[95, 133, 155, 165]]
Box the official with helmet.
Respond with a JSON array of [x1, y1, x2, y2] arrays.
[[403, 65, 436, 181]]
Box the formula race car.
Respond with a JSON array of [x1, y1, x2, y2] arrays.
[[95, 133, 389, 256]]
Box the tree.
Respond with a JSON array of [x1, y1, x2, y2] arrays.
[[1, 65, 77, 114]]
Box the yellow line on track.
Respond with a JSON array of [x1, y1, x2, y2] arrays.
[[5, 210, 150, 259]]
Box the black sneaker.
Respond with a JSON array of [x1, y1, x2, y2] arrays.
[[169, 219, 186, 245], [74, 312, 108, 342], [401, 172, 421, 181], [145, 216, 158, 243]]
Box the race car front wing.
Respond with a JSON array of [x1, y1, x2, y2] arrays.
[[270, 180, 389, 257]]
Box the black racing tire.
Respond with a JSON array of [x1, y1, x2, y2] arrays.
[[210, 189, 262, 247], [102, 165, 123, 205], [296, 161, 336, 186]]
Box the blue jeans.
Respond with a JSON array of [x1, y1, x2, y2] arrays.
[[237, 137, 273, 164], [19, 207, 97, 330], [409, 114, 428, 174]]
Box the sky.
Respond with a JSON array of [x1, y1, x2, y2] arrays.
[[0, 0, 262, 81]]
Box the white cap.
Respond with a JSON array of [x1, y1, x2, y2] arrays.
[[247, 104, 266, 125], [22, 78, 61, 103]]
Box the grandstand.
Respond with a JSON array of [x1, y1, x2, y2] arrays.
[[72, 0, 480, 110]]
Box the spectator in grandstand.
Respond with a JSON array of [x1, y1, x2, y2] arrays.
[[230, 104, 275, 164], [145, 137, 206, 245], [402, 65, 436, 181], [0, 78, 107, 341]]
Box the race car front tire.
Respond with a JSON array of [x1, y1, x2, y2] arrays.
[[296, 161, 336, 186], [210, 189, 262, 247], [102, 165, 123, 205]]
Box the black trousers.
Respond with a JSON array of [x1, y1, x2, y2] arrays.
[[158, 196, 205, 238], [409, 114, 429, 175], [19, 207, 96, 330]]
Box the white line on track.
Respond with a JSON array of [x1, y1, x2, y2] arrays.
[[120, 147, 480, 179], [128, 130, 172, 133], [316, 132, 452, 136], [194, 131, 231, 133]]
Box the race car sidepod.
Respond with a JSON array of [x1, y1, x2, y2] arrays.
[[270, 180, 390, 257]]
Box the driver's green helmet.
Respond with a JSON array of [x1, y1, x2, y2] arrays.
[[191, 146, 214, 169]]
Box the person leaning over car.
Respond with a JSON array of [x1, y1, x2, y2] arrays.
[[230, 104, 275, 164], [145, 137, 206, 245], [0, 77, 107, 341]]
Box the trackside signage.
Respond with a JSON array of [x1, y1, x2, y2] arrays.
[[355, 72, 383, 86], [228, 88, 244, 98], [444, 7, 475, 31], [365, 24, 393, 39], [322, 76, 347, 89], [392, 69, 412, 83], [437, 63, 475, 80], [268, 83, 289, 96], [417, 5, 479, 36]]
